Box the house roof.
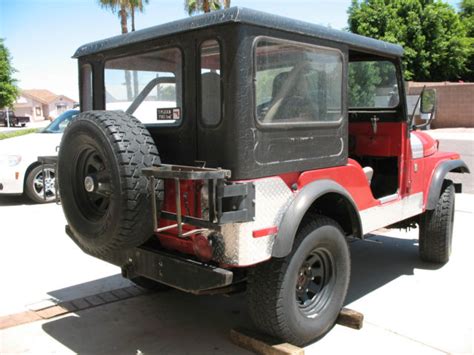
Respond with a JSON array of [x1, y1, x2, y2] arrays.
[[21, 89, 76, 104], [73, 7, 404, 59]]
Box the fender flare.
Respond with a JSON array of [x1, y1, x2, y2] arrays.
[[272, 179, 362, 258], [426, 159, 469, 210]]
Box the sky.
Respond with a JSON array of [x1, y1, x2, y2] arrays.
[[0, 0, 461, 101]]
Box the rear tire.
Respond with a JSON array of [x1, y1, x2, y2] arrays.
[[419, 180, 455, 263], [58, 111, 163, 257], [247, 216, 350, 346]]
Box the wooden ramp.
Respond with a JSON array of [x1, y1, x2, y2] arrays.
[[230, 308, 364, 354]]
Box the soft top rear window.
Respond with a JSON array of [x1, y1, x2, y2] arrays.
[[104, 47, 183, 125]]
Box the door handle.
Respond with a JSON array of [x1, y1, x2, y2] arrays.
[[371, 115, 380, 135]]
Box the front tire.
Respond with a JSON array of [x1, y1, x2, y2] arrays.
[[25, 164, 56, 204], [247, 216, 350, 346], [419, 180, 455, 263]]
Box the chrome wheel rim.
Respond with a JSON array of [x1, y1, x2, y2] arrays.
[[33, 167, 56, 201]]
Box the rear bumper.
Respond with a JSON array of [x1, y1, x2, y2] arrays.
[[65, 225, 234, 294]]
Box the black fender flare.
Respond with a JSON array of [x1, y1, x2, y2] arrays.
[[426, 159, 470, 210], [272, 179, 362, 258]]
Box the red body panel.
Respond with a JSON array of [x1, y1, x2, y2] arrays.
[[155, 180, 202, 256], [349, 122, 404, 157], [153, 120, 460, 261], [412, 131, 438, 157], [297, 159, 377, 210], [409, 151, 460, 207]]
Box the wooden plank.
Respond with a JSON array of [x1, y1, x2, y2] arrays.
[[0, 311, 42, 330], [230, 328, 304, 355], [336, 308, 364, 330]]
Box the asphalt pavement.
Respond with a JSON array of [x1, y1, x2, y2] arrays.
[[0, 192, 473, 354]]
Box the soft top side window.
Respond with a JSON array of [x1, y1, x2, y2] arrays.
[[254, 37, 343, 126], [200, 39, 222, 127], [104, 47, 183, 125], [349, 60, 399, 109]]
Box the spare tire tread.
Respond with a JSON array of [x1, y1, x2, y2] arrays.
[[59, 110, 163, 257]]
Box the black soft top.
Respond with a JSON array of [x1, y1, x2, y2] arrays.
[[73, 7, 404, 58]]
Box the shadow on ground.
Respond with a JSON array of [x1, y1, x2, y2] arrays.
[[0, 195, 35, 206], [41, 233, 442, 354], [47, 274, 132, 304], [345, 233, 442, 304]]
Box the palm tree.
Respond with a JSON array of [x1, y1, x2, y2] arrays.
[[129, 0, 149, 31], [98, 0, 129, 34], [98, 0, 150, 99], [185, 0, 227, 15]]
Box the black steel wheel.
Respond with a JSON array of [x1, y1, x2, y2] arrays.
[[419, 180, 455, 263], [58, 111, 163, 257], [247, 216, 350, 346], [295, 247, 336, 318]]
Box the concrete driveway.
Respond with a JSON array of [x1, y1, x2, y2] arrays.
[[426, 128, 474, 193], [0, 192, 473, 354]]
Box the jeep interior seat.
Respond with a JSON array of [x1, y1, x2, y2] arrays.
[[272, 71, 290, 99], [272, 68, 308, 120], [363, 166, 374, 184], [201, 71, 221, 125]]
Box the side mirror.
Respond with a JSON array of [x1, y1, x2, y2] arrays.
[[420, 88, 436, 114], [412, 88, 436, 130]]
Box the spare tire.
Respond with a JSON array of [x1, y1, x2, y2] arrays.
[[58, 111, 163, 257]]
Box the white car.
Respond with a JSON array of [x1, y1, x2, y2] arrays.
[[0, 110, 79, 203]]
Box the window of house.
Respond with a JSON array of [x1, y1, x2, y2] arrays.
[[35, 107, 42, 116], [348, 60, 399, 109], [104, 47, 182, 125], [200, 40, 222, 126], [255, 38, 343, 125]]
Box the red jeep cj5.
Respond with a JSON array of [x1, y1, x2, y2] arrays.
[[55, 8, 469, 345]]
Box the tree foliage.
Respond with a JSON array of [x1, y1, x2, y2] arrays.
[[0, 39, 19, 109], [460, 0, 474, 81], [185, 0, 230, 15], [98, 0, 149, 33], [348, 0, 471, 81]]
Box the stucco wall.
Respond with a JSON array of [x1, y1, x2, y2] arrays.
[[408, 82, 474, 128], [14, 96, 46, 121], [48, 97, 75, 119]]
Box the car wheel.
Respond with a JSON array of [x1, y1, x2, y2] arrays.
[[247, 216, 351, 346], [419, 180, 455, 263], [25, 164, 57, 204], [58, 111, 163, 257]]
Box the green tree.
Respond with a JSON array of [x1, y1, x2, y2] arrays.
[[348, 0, 470, 81], [99, 0, 129, 34], [460, 0, 474, 81], [185, 0, 230, 15], [460, 0, 474, 36], [0, 39, 19, 110]]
